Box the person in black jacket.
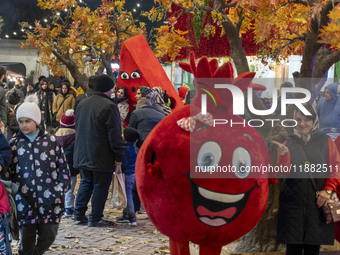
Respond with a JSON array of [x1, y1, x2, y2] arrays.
[[72, 74, 123, 227], [129, 87, 165, 142], [275, 103, 340, 255]]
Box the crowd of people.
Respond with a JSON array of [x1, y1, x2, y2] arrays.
[[0, 66, 178, 254]]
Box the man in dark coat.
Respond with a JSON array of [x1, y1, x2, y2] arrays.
[[72, 74, 123, 227]]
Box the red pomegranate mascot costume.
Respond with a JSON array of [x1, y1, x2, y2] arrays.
[[136, 52, 276, 254]]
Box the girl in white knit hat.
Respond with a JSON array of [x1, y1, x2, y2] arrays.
[[3, 95, 70, 254]]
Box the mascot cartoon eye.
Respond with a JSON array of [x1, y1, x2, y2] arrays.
[[197, 141, 222, 168], [120, 72, 130, 80], [232, 147, 251, 179], [131, 71, 141, 79]]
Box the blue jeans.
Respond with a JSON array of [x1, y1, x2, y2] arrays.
[[65, 176, 77, 209], [73, 169, 113, 222], [125, 174, 135, 215]]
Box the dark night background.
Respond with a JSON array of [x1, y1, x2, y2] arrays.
[[0, 0, 158, 39]]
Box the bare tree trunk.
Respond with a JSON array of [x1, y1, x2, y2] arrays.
[[52, 50, 88, 92], [102, 52, 114, 79], [221, 21, 250, 75], [95, 65, 105, 76], [66, 60, 88, 91]]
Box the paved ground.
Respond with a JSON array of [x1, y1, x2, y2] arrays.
[[46, 209, 169, 255], [12, 205, 170, 255], [10, 177, 171, 255]]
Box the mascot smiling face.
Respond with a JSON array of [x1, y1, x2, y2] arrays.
[[136, 52, 273, 251]]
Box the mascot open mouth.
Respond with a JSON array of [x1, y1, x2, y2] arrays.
[[188, 178, 259, 227]]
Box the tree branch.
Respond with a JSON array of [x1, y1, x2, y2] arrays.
[[323, 50, 340, 66], [319, 0, 340, 29]]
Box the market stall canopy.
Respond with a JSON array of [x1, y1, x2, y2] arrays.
[[0, 62, 26, 77]]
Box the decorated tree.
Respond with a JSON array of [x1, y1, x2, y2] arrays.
[[89, 0, 145, 78], [147, 1, 340, 89], [249, 0, 340, 100], [21, 0, 144, 90]]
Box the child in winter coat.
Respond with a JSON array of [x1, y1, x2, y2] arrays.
[[3, 95, 70, 255], [55, 109, 79, 217], [116, 127, 141, 226]]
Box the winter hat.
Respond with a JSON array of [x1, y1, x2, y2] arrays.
[[138, 86, 152, 97], [123, 127, 141, 143], [93, 74, 115, 92], [16, 95, 41, 124], [60, 109, 75, 128]]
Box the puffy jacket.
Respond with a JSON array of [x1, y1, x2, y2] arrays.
[[122, 142, 136, 175], [52, 94, 75, 122], [55, 128, 79, 176], [3, 130, 70, 226], [128, 105, 164, 141]]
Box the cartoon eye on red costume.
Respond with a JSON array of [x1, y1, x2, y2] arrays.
[[197, 141, 222, 168], [120, 71, 129, 80], [232, 147, 252, 179], [131, 70, 141, 79]]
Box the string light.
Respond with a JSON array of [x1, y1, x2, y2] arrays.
[[29, 26, 32, 29], [44, 19, 48, 23], [137, 3, 140, 7], [57, 12, 60, 16], [133, 9, 136, 12], [5, 35, 9, 38], [21, 29, 24, 32], [13, 32, 17, 35]]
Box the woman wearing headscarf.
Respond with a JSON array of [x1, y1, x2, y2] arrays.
[[130, 86, 164, 143], [151, 87, 171, 116], [113, 86, 129, 124], [52, 80, 75, 123], [273, 103, 340, 255], [35, 79, 55, 130]]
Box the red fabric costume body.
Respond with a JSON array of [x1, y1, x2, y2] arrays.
[[117, 35, 183, 110], [136, 52, 275, 254]]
